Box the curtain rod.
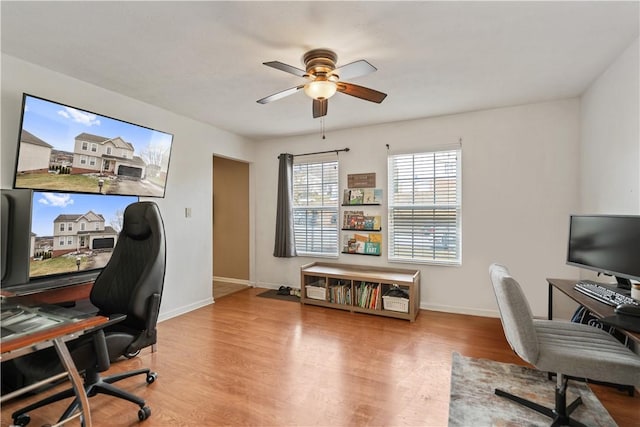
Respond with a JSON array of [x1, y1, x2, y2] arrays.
[[278, 148, 350, 159]]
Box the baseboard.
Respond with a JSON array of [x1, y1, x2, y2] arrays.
[[254, 280, 300, 290], [212, 276, 253, 286], [420, 302, 500, 318], [158, 297, 214, 323]]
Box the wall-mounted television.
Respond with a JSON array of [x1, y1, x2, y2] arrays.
[[13, 94, 173, 198], [0, 189, 138, 290], [567, 214, 640, 289]]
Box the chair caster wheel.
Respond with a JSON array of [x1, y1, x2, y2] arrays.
[[12, 413, 30, 426], [138, 406, 151, 421], [146, 372, 158, 384]]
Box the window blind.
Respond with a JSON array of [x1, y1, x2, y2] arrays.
[[388, 149, 461, 264], [292, 159, 339, 256]]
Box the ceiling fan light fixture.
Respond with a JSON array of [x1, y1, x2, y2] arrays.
[[304, 80, 337, 100]]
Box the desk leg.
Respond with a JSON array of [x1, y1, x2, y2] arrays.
[[53, 337, 92, 427], [548, 283, 553, 320]]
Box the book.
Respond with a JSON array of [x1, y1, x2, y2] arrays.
[[363, 188, 383, 204], [343, 233, 381, 255], [349, 189, 364, 205]]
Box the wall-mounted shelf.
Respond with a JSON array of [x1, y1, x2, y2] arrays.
[[342, 188, 383, 205], [340, 251, 381, 256]]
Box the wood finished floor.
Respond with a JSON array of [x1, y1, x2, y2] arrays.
[[213, 281, 250, 300], [2, 287, 638, 426]]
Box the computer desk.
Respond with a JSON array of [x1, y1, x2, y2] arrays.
[[1, 305, 120, 427], [547, 278, 640, 345]]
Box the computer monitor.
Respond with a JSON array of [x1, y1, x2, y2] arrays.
[[566, 215, 640, 290]]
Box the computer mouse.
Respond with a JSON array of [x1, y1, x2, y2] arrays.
[[614, 303, 640, 318]]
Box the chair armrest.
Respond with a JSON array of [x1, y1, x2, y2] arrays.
[[125, 293, 161, 354]]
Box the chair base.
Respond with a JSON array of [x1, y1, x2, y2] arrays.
[[11, 367, 155, 425], [495, 383, 587, 427]]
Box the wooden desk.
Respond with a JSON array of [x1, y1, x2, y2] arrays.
[[547, 278, 640, 345], [0, 281, 93, 305], [1, 308, 110, 427]]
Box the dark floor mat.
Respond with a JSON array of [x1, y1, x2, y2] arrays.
[[256, 289, 300, 302]]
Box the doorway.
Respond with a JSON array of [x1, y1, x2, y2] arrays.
[[212, 156, 250, 299]]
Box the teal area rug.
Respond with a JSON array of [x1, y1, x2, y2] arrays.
[[448, 353, 617, 427]]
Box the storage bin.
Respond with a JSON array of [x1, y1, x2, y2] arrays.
[[305, 286, 326, 300], [382, 295, 409, 313]]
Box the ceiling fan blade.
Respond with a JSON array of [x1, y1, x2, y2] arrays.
[[263, 61, 307, 77], [257, 85, 305, 104], [337, 82, 387, 103], [333, 60, 377, 80], [313, 99, 328, 118]]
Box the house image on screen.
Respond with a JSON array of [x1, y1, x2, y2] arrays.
[[52, 210, 118, 256], [17, 129, 53, 173], [71, 133, 147, 179]]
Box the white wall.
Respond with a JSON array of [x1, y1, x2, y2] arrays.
[[253, 99, 581, 317], [1, 54, 255, 320], [580, 37, 640, 215]]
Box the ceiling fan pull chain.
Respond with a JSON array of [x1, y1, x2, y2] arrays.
[[321, 118, 326, 139]]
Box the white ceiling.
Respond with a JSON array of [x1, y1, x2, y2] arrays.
[[2, 1, 638, 141]]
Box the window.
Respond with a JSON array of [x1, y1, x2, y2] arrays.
[[292, 158, 339, 256], [89, 157, 96, 166], [59, 238, 64, 246], [95, 222, 100, 230], [81, 141, 88, 150], [80, 155, 87, 165], [67, 223, 73, 231], [67, 237, 73, 245], [90, 143, 97, 152], [80, 223, 86, 231], [106, 147, 112, 155], [59, 223, 64, 232], [388, 149, 461, 265]]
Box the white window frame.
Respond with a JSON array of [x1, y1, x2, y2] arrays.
[[90, 143, 98, 152], [81, 141, 88, 151], [387, 148, 461, 265], [80, 155, 88, 165], [292, 156, 339, 257], [89, 157, 96, 166]]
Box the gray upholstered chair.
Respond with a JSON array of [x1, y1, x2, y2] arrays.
[[489, 263, 640, 427]]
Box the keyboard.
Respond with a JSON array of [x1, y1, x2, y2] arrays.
[[574, 280, 638, 307]]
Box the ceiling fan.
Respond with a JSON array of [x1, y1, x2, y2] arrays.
[[257, 48, 387, 118]]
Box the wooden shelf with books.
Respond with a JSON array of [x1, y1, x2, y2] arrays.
[[300, 262, 420, 321], [342, 233, 382, 256], [342, 188, 383, 206]]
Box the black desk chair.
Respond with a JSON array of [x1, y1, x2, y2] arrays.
[[11, 201, 166, 426]]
